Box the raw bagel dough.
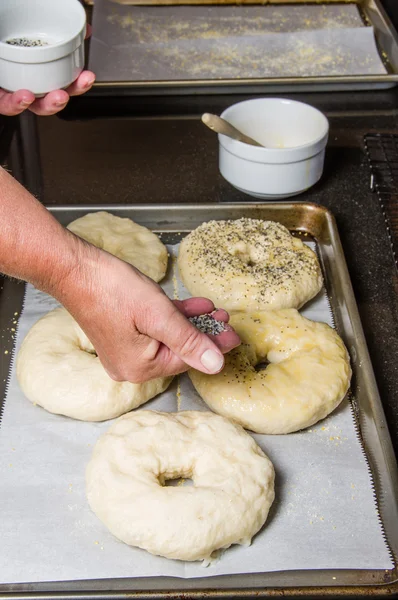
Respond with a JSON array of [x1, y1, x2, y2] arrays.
[[189, 309, 351, 434], [16, 308, 172, 421], [178, 218, 323, 311], [86, 410, 275, 562], [67, 211, 168, 282]]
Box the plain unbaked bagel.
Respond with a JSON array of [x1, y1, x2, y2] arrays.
[[178, 218, 323, 311], [16, 308, 172, 421], [67, 211, 168, 282], [189, 309, 351, 434], [86, 410, 275, 562]]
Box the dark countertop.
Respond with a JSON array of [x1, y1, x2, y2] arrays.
[[8, 87, 397, 457]]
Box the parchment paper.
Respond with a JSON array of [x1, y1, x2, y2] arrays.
[[89, 1, 387, 81], [0, 243, 393, 584]]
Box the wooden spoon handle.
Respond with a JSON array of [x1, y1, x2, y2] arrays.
[[201, 113, 263, 147]]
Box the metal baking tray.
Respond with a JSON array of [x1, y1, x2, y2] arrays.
[[86, 0, 398, 95], [0, 202, 397, 598]]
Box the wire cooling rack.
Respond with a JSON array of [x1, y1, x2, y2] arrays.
[[364, 133, 398, 269]]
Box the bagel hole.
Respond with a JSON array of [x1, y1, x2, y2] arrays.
[[163, 477, 193, 487], [255, 359, 270, 372]]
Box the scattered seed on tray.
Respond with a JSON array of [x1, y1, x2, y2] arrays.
[[189, 313, 226, 335]]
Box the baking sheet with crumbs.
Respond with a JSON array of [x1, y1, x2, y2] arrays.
[[89, 0, 387, 81], [0, 241, 393, 584]]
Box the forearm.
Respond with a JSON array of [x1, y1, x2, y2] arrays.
[[0, 166, 85, 298], [0, 167, 238, 380]]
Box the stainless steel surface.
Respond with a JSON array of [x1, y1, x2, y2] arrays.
[[0, 203, 397, 597], [88, 0, 398, 94], [201, 113, 263, 147], [84, 0, 365, 5]]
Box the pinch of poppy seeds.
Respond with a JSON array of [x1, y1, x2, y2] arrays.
[[189, 314, 227, 336]]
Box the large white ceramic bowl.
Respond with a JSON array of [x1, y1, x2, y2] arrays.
[[219, 98, 329, 199], [0, 0, 86, 97]]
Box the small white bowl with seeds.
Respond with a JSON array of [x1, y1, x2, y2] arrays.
[[0, 0, 86, 96]]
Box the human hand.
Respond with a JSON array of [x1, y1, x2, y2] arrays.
[[0, 26, 95, 116], [0, 165, 239, 384], [54, 240, 241, 383], [0, 165, 238, 384]]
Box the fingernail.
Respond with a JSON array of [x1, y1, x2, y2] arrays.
[[20, 100, 31, 107], [201, 349, 224, 374], [85, 78, 95, 87], [56, 101, 67, 107]]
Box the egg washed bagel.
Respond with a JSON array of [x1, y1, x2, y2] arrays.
[[178, 218, 323, 311], [189, 309, 351, 434]]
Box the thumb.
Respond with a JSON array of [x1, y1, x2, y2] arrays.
[[144, 299, 225, 375]]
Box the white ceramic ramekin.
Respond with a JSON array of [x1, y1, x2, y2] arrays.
[[0, 0, 86, 97], [219, 98, 329, 199]]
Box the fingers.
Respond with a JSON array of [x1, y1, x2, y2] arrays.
[[173, 299, 239, 354], [27, 90, 70, 116], [208, 329, 241, 354], [173, 299, 229, 323], [28, 71, 95, 116], [64, 70, 95, 97], [0, 67, 95, 117], [173, 297, 215, 317], [104, 326, 240, 384], [211, 308, 230, 323], [0, 89, 35, 116], [138, 311, 240, 378], [141, 299, 229, 375], [101, 333, 188, 383], [143, 341, 191, 379], [85, 24, 92, 40], [102, 296, 239, 383]]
